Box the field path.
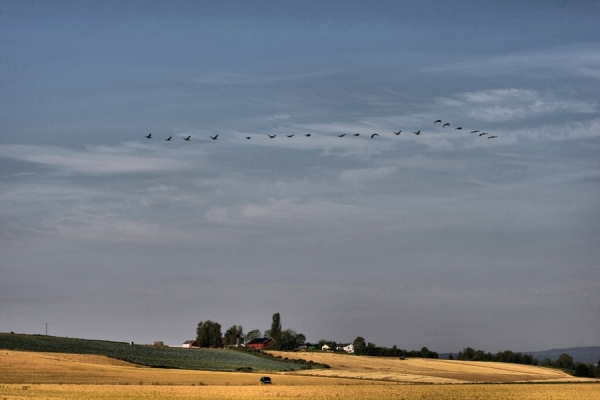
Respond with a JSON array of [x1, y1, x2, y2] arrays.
[[267, 351, 593, 383]]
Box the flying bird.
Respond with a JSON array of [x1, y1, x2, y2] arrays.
[[246, 136, 251, 139], [268, 135, 276, 138], [434, 120, 442, 124], [338, 134, 346, 137], [145, 134, 152, 139], [165, 136, 172, 141], [353, 133, 360, 137], [487, 135, 497, 139], [371, 133, 379, 138], [286, 134, 295, 138], [393, 131, 401, 135], [443, 123, 450, 128], [471, 130, 480, 134], [479, 132, 487, 137], [210, 135, 218, 140], [413, 130, 421, 135], [183, 136, 191, 141], [304, 134, 311, 137], [455, 127, 462, 130]]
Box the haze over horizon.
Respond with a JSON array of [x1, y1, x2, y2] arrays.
[[1, 1, 599, 353]]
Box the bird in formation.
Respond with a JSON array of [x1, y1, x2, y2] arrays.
[[145, 118, 499, 143]]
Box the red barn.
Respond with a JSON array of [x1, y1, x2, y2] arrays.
[[247, 337, 274, 349]]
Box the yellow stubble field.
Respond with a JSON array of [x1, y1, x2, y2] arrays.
[[1, 350, 598, 399], [266, 350, 591, 383]]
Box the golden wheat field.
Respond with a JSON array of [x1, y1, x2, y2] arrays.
[[267, 350, 591, 383], [1, 350, 598, 399]]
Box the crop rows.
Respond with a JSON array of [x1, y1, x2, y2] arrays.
[[0, 333, 301, 371]]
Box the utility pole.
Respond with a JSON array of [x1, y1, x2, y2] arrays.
[[45, 323, 47, 336]]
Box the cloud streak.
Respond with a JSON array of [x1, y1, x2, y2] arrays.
[[0, 144, 187, 174]]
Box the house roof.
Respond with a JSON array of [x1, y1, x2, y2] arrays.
[[247, 337, 274, 345], [183, 340, 197, 344]]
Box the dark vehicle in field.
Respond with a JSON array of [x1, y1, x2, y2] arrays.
[[260, 376, 272, 385]]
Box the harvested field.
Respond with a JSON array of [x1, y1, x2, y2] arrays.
[[1, 350, 598, 399], [268, 351, 593, 383], [1, 383, 599, 399], [0, 350, 371, 386]]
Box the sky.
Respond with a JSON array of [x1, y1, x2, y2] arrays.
[[1, 0, 599, 353]]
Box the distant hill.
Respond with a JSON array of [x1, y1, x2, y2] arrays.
[[439, 346, 600, 364], [526, 347, 600, 365], [0, 332, 321, 371]]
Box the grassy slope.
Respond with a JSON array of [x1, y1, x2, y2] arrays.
[[0, 333, 302, 371]]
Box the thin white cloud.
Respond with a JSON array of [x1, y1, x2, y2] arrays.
[[435, 88, 597, 123], [340, 166, 397, 185], [206, 198, 386, 227], [193, 70, 338, 85], [0, 144, 187, 174], [427, 42, 600, 79]]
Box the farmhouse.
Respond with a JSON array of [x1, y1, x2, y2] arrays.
[[321, 344, 331, 351], [182, 340, 198, 348], [247, 337, 274, 349], [337, 343, 354, 353]]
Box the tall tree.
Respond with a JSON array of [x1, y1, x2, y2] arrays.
[[269, 312, 282, 349], [196, 320, 222, 348], [352, 336, 367, 355], [224, 325, 244, 346]]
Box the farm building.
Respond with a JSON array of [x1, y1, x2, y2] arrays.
[[247, 337, 274, 349], [321, 344, 331, 351], [182, 340, 198, 348], [341, 343, 354, 353]]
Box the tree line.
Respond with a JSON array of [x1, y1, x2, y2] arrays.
[[351, 336, 438, 358], [456, 347, 599, 378], [195, 313, 306, 351], [195, 315, 598, 378]]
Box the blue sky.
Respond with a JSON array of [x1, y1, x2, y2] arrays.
[[1, 0, 599, 352]]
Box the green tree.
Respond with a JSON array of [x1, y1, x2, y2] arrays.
[[196, 320, 222, 348], [245, 329, 261, 344], [595, 359, 600, 378], [353, 337, 367, 355], [555, 353, 574, 370], [224, 325, 244, 347], [573, 362, 593, 377], [269, 313, 282, 349]]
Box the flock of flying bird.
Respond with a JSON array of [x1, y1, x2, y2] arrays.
[[143, 119, 498, 142]]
